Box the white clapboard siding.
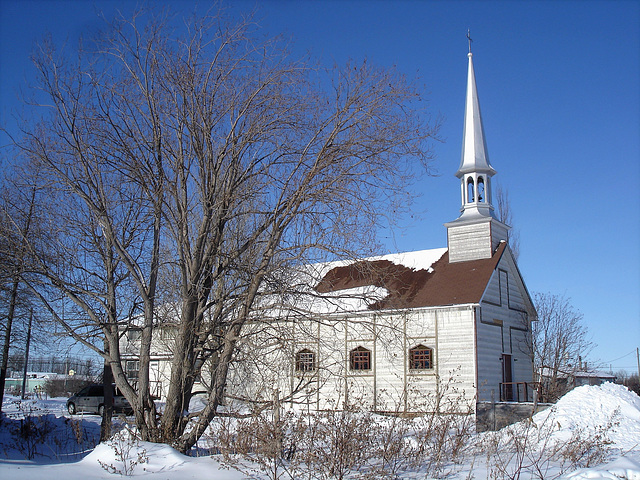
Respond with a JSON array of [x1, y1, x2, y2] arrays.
[[448, 222, 494, 263], [447, 219, 509, 263], [476, 248, 534, 401]]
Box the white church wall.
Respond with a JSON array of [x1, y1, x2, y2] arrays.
[[429, 306, 477, 409], [131, 253, 530, 412], [476, 252, 534, 402], [371, 314, 405, 411], [218, 305, 478, 413], [122, 300, 490, 413]]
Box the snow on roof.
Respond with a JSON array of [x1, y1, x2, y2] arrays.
[[572, 370, 616, 379], [306, 247, 448, 280], [283, 285, 390, 315], [311, 243, 506, 311], [22, 372, 56, 379], [148, 245, 503, 321], [296, 248, 449, 313], [368, 248, 448, 273]]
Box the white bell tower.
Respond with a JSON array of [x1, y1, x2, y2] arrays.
[[445, 43, 510, 263]]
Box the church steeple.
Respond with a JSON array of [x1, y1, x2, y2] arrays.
[[445, 43, 510, 263], [457, 49, 496, 219]]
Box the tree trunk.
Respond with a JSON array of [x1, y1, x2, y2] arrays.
[[100, 353, 114, 442], [20, 310, 33, 399], [0, 276, 19, 413]]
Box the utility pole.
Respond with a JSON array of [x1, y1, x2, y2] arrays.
[[636, 347, 639, 380]]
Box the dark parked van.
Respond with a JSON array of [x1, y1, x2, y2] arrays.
[[67, 384, 132, 415]]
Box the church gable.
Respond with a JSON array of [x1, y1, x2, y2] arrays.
[[479, 245, 533, 314]]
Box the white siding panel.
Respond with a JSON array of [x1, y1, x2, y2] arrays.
[[477, 250, 534, 402], [448, 223, 493, 263]]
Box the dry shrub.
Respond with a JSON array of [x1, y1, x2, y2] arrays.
[[302, 404, 376, 480], [211, 375, 476, 479], [217, 407, 308, 480], [368, 413, 415, 478], [98, 424, 148, 476], [558, 410, 618, 470], [400, 372, 476, 478], [0, 399, 99, 460]]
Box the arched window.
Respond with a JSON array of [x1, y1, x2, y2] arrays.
[[477, 176, 485, 202], [466, 177, 475, 203], [409, 345, 434, 370], [350, 346, 371, 371], [295, 349, 316, 372]]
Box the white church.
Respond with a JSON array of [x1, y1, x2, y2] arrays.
[[129, 49, 536, 414]]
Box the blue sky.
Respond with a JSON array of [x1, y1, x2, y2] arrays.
[[1, 0, 639, 374]]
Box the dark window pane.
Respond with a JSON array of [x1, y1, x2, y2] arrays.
[[410, 346, 433, 370], [350, 348, 371, 370], [296, 349, 315, 372]]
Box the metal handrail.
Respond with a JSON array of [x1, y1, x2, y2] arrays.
[[498, 382, 541, 402]]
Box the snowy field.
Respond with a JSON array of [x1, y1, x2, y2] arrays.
[[0, 383, 638, 479]]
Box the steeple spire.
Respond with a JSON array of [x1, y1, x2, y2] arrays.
[[456, 47, 496, 219], [444, 43, 509, 263], [457, 49, 496, 183]]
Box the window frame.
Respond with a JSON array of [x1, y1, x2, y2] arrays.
[[295, 348, 316, 373], [409, 344, 434, 370], [127, 328, 142, 342], [349, 346, 372, 371], [125, 359, 140, 380]]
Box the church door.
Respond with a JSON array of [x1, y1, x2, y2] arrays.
[[502, 354, 513, 401]]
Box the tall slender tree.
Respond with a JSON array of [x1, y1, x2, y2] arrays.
[[0, 182, 38, 412], [495, 183, 520, 262]]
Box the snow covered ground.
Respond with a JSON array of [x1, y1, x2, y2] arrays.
[[0, 383, 638, 479]]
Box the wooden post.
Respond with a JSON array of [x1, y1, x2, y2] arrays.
[[100, 350, 114, 442]]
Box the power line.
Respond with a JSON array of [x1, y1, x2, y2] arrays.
[[602, 350, 635, 363]]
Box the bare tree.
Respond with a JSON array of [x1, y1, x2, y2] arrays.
[[5, 7, 438, 451], [0, 177, 42, 412], [532, 293, 593, 402], [495, 183, 520, 262]]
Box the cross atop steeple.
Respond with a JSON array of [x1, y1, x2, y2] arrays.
[[467, 29, 472, 53]]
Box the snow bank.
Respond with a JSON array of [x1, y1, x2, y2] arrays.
[[533, 383, 640, 451], [81, 439, 241, 479], [82, 429, 188, 475], [560, 454, 640, 479]]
